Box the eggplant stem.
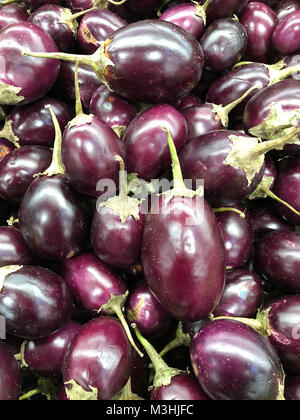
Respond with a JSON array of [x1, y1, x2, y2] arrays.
[[163, 127, 185, 191], [74, 60, 83, 117], [34, 105, 65, 177], [211, 315, 266, 336], [223, 85, 259, 114], [263, 187, 300, 216], [19, 389, 40, 401], [113, 305, 144, 358], [132, 324, 169, 373], [251, 127, 300, 158], [67, 7, 97, 23], [213, 207, 246, 218]]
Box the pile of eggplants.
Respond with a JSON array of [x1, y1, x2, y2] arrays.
[[1, 0, 300, 402]]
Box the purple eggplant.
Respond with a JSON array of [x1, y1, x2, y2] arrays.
[[78, 8, 127, 54], [124, 104, 187, 181], [200, 18, 247, 72], [20, 321, 82, 377], [182, 86, 257, 142], [29, 5, 95, 53], [285, 375, 300, 400], [276, 0, 300, 21], [259, 296, 300, 374], [179, 129, 299, 207], [0, 226, 37, 267], [63, 316, 133, 400], [159, 0, 212, 39], [62, 64, 125, 197], [91, 156, 145, 267], [19, 105, 90, 261], [61, 251, 143, 357], [213, 268, 263, 318], [133, 325, 209, 400], [0, 22, 60, 106], [190, 319, 285, 400], [244, 79, 300, 155], [142, 129, 225, 322], [0, 146, 52, 203], [89, 85, 136, 138], [0, 340, 21, 400], [255, 231, 300, 292], [200, 0, 250, 22], [273, 157, 300, 225], [215, 204, 254, 270], [25, 20, 204, 104], [0, 3, 28, 30], [61, 251, 127, 315], [273, 10, 300, 54], [55, 61, 103, 110], [126, 281, 173, 339], [0, 265, 72, 339], [0, 97, 72, 148], [206, 59, 300, 118], [250, 202, 294, 240], [240, 2, 278, 63]]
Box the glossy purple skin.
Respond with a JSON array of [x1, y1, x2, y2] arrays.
[[180, 130, 265, 207], [61, 252, 126, 314], [216, 204, 254, 270], [90, 85, 136, 133], [0, 266, 72, 339], [178, 94, 202, 111], [142, 195, 225, 322], [274, 157, 300, 225], [24, 0, 61, 11], [182, 104, 223, 143], [273, 10, 300, 54], [7, 97, 72, 147], [160, 3, 206, 39], [0, 341, 20, 400], [0, 4, 28, 30], [214, 269, 263, 318], [92, 205, 145, 268], [151, 373, 209, 401], [0, 226, 37, 267], [241, 2, 278, 63], [104, 20, 204, 104], [55, 61, 103, 110], [0, 138, 14, 161], [65, 0, 94, 12], [255, 231, 300, 293], [0, 23, 60, 106], [276, 0, 300, 21], [0, 146, 52, 203], [19, 175, 90, 261], [124, 104, 187, 181], [265, 296, 300, 374], [250, 203, 294, 240], [262, 155, 277, 189], [200, 18, 247, 72], [190, 319, 284, 400], [244, 79, 300, 151], [29, 5, 76, 53], [285, 375, 300, 400], [62, 116, 125, 197], [206, 63, 270, 118], [23, 321, 81, 377], [200, 0, 250, 22], [63, 316, 133, 400], [125, 281, 173, 339], [78, 8, 127, 55]]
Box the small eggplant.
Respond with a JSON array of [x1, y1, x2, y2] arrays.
[[0, 226, 37, 267], [24, 20, 204, 104], [273, 10, 300, 55], [0, 340, 21, 400], [0, 3, 28, 30], [190, 319, 285, 400]]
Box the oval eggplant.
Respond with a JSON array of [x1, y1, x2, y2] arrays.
[[0, 340, 21, 400]]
